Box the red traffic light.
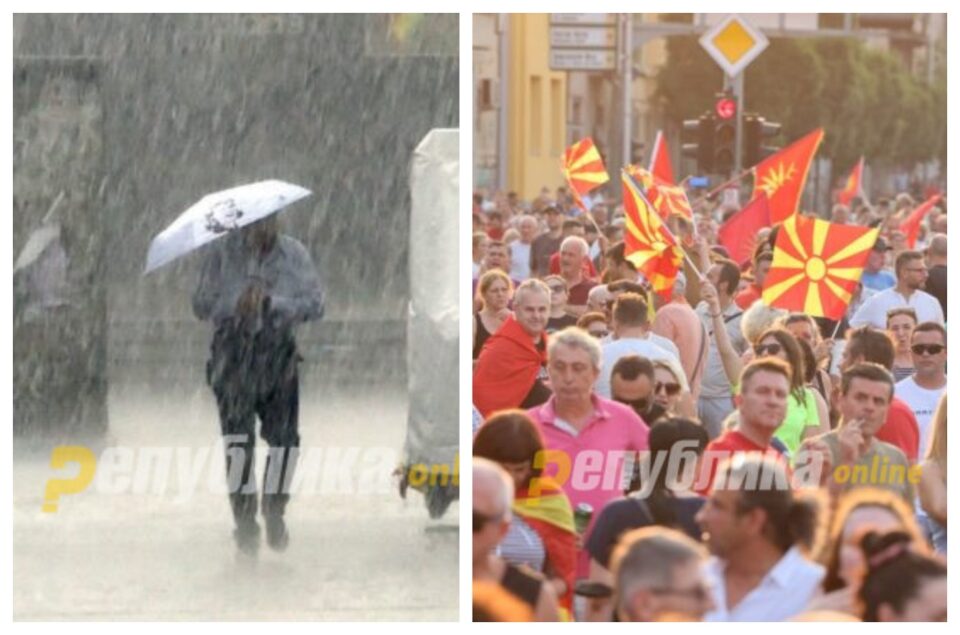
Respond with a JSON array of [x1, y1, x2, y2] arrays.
[[715, 98, 736, 120]]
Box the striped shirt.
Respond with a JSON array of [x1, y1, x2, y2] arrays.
[[498, 514, 545, 573]]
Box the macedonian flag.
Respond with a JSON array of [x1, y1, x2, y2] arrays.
[[562, 137, 610, 201], [622, 172, 684, 297], [837, 156, 865, 206], [624, 164, 694, 222], [649, 130, 676, 185], [762, 214, 879, 320], [751, 128, 824, 224]]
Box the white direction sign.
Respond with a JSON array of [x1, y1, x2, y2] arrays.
[[550, 14, 616, 26], [550, 26, 616, 48], [550, 49, 616, 71], [699, 14, 769, 78]]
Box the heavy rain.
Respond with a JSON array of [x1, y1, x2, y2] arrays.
[[13, 14, 459, 620]]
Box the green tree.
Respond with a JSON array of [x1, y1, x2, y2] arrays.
[[655, 33, 945, 173]]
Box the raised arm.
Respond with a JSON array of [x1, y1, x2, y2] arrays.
[[701, 278, 743, 386]]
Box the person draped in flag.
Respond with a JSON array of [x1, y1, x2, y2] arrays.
[[473, 279, 552, 418], [473, 410, 578, 614]]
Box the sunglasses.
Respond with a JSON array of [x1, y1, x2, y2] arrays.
[[589, 329, 609, 339], [754, 343, 782, 357], [912, 344, 945, 356], [655, 382, 682, 396], [473, 511, 499, 533], [548, 285, 566, 293]]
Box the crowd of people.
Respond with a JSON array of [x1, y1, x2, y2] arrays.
[[471, 184, 947, 622]]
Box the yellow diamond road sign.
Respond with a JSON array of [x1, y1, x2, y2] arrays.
[[700, 14, 769, 78]]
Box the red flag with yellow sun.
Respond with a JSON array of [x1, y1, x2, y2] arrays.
[[622, 172, 684, 297], [836, 156, 864, 206], [751, 128, 824, 224], [562, 138, 609, 210], [762, 214, 879, 320], [624, 164, 694, 222]]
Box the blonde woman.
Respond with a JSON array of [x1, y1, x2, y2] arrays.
[[651, 358, 697, 419], [473, 270, 514, 360], [543, 275, 578, 333], [918, 393, 947, 554]]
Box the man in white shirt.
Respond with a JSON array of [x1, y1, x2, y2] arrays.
[[696, 455, 824, 622], [850, 250, 944, 329], [597, 293, 679, 398], [509, 214, 537, 281], [895, 321, 947, 452]]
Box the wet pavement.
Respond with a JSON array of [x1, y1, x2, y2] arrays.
[[13, 368, 458, 620]]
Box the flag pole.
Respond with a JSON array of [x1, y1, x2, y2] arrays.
[[623, 170, 704, 280], [562, 155, 606, 236], [570, 186, 604, 235], [830, 319, 844, 340], [689, 168, 753, 210]]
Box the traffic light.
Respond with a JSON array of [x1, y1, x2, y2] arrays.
[[713, 118, 736, 175], [682, 113, 715, 174], [743, 114, 782, 168]]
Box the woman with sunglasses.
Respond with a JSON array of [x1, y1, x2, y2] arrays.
[[753, 328, 830, 455], [651, 359, 697, 419], [474, 269, 514, 360], [473, 410, 577, 614], [886, 307, 918, 382], [543, 275, 578, 334]]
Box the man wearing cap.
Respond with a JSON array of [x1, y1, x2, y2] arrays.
[[860, 236, 896, 292]]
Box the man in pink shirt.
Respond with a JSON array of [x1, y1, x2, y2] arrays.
[[651, 272, 708, 399], [527, 326, 650, 579]]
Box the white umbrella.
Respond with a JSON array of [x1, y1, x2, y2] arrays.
[[144, 179, 312, 274]]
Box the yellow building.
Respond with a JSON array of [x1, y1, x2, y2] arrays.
[[505, 13, 567, 200]]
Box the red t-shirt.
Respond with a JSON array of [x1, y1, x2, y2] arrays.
[[695, 430, 785, 495], [876, 397, 920, 462], [734, 284, 762, 310], [567, 279, 598, 308]]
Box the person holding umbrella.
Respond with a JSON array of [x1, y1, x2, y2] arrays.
[[192, 212, 324, 556], [145, 180, 322, 557]]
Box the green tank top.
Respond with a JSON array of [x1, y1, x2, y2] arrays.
[[773, 387, 820, 455]]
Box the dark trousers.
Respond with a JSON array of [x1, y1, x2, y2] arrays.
[[208, 325, 301, 528]]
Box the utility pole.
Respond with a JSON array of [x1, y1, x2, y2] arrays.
[[621, 13, 632, 171], [497, 14, 509, 191], [732, 73, 744, 175]]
